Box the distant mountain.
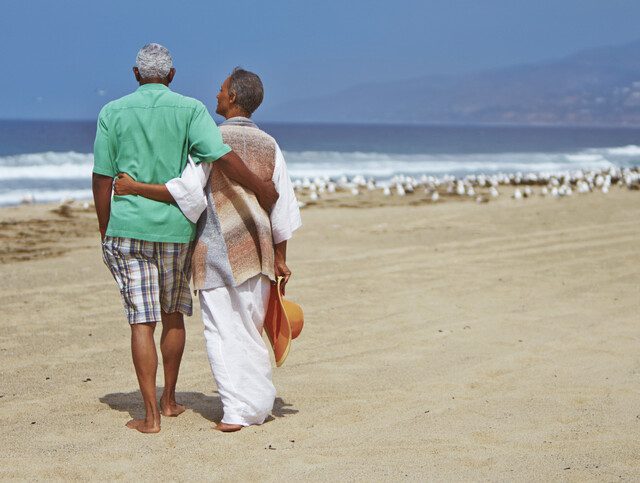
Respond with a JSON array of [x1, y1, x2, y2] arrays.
[[263, 39, 640, 126]]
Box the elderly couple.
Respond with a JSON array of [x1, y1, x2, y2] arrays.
[[92, 43, 301, 434]]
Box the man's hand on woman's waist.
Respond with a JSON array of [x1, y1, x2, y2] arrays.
[[216, 151, 279, 212]]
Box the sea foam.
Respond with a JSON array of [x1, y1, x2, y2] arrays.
[[0, 152, 93, 180], [282, 150, 619, 178], [604, 144, 640, 156]]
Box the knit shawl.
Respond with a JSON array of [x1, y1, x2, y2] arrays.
[[191, 117, 276, 290]]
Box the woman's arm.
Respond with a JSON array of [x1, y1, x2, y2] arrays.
[[270, 144, 302, 244], [114, 150, 278, 211], [115, 158, 211, 223], [270, 144, 302, 295], [113, 173, 174, 202]]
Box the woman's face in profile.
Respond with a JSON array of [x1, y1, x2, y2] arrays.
[[216, 77, 232, 116]]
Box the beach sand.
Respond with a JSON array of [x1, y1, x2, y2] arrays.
[[1, 190, 639, 480]]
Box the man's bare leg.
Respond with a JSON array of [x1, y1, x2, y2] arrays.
[[159, 310, 186, 417], [128, 322, 161, 433]]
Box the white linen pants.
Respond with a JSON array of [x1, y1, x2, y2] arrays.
[[199, 274, 276, 426]]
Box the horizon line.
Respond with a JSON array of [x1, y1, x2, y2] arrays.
[[2, 118, 640, 131]]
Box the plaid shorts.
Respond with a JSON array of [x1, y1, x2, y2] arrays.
[[101, 236, 193, 325]]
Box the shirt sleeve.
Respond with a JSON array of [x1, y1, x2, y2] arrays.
[[270, 143, 302, 244], [188, 102, 232, 164], [92, 108, 115, 177], [165, 156, 212, 224]]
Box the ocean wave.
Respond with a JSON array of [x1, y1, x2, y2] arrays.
[[564, 153, 607, 163], [282, 150, 618, 178], [603, 144, 640, 156], [0, 146, 638, 205], [0, 189, 93, 206], [0, 151, 94, 180], [0, 151, 93, 167], [0, 163, 93, 180]]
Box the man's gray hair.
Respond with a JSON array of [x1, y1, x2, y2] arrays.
[[135, 43, 173, 80], [229, 67, 264, 115]]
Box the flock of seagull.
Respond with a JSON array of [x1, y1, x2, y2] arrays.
[[19, 166, 639, 209], [294, 166, 640, 206]]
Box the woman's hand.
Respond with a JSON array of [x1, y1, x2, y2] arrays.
[[274, 258, 291, 295], [114, 173, 138, 196], [274, 240, 290, 294]]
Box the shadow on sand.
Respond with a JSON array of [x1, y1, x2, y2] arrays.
[[99, 389, 298, 423]]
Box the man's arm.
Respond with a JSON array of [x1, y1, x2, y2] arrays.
[[92, 173, 113, 240], [92, 108, 116, 240], [216, 151, 278, 212], [188, 103, 278, 212]]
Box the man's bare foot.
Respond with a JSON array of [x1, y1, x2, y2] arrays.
[[214, 422, 243, 432], [125, 419, 161, 433], [160, 400, 186, 417]]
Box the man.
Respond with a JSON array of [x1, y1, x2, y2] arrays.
[[92, 45, 277, 434], [114, 68, 301, 432]]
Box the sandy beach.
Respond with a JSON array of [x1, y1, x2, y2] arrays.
[[1, 189, 639, 480]]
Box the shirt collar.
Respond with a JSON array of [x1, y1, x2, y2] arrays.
[[136, 83, 170, 92], [222, 116, 258, 128]]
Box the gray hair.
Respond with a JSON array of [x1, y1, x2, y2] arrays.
[[135, 43, 173, 80], [228, 67, 264, 115]]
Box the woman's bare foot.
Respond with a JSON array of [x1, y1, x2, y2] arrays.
[[160, 399, 186, 417], [214, 422, 243, 432], [125, 419, 161, 433]]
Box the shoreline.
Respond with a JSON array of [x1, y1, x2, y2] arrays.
[[2, 164, 638, 208], [1, 173, 638, 264], [1, 176, 638, 263]]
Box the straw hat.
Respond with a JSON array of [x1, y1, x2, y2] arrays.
[[263, 277, 304, 367]]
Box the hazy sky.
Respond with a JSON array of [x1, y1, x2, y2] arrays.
[[2, 0, 639, 120]]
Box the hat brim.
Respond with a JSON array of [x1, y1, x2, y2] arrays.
[[263, 277, 303, 367]]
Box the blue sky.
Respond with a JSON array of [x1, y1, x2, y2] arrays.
[[1, 0, 640, 120]]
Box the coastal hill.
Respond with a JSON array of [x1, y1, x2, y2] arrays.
[[264, 39, 640, 126]]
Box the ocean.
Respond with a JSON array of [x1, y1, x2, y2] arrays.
[[1, 120, 639, 206]]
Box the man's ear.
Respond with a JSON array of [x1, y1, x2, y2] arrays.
[[229, 89, 237, 105], [133, 67, 141, 82], [167, 68, 176, 84]]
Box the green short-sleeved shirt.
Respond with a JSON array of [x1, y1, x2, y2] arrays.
[[93, 83, 231, 243]]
